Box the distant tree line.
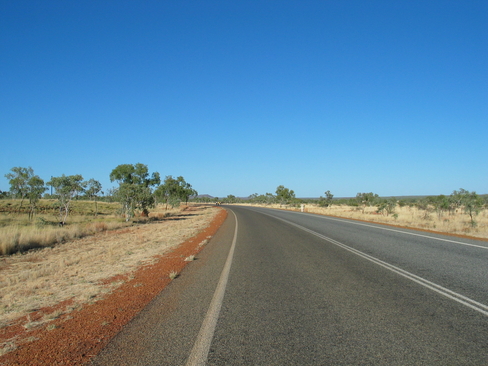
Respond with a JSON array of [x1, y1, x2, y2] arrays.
[[3, 164, 197, 224], [192, 185, 487, 227], [3, 169, 487, 227]]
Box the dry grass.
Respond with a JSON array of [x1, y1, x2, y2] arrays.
[[0, 200, 126, 255], [0, 204, 218, 329], [0, 219, 129, 255], [242, 203, 488, 239]]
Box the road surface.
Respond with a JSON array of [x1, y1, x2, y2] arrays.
[[91, 205, 488, 365]]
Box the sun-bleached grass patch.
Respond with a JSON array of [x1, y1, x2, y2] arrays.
[[0, 204, 218, 329], [0, 216, 130, 256]]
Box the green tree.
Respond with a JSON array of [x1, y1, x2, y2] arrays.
[[356, 192, 379, 213], [110, 163, 160, 220], [426, 195, 450, 219], [5, 166, 34, 209], [47, 174, 85, 225], [265, 192, 276, 204], [276, 185, 295, 205], [154, 175, 197, 209], [85, 178, 102, 216], [319, 190, 334, 207], [224, 194, 237, 203], [376, 197, 397, 216], [448, 190, 464, 215], [176, 176, 197, 205], [451, 189, 484, 227], [155, 176, 179, 209], [26, 175, 47, 220]]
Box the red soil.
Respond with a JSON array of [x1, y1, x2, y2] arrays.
[[0, 207, 227, 366]]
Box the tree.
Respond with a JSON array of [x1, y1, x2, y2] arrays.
[[356, 192, 379, 213], [426, 195, 450, 219], [451, 189, 484, 227], [276, 185, 295, 205], [110, 163, 160, 187], [47, 174, 85, 225], [5, 166, 34, 209], [154, 175, 197, 209], [85, 178, 102, 216], [176, 176, 198, 205], [26, 175, 47, 220], [110, 163, 160, 220], [376, 197, 397, 216], [265, 192, 276, 204], [224, 194, 237, 203], [448, 190, 464, 215], [319, 190, 334, 207], [155, 176, 179, 209]]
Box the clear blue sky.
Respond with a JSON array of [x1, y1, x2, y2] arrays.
[[1, 1, 486, 198]]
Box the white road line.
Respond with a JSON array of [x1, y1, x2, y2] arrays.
[[271, 214, 488, 317], [185, 210, 238, 366], [249, 207, 488, 250], [311, 214, 488, 250]]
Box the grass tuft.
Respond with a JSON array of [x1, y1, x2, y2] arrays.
[[0, 342, 17, 356]]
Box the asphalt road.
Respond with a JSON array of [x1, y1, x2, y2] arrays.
[[91, 205, 488, 365]]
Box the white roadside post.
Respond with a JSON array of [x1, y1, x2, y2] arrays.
[[300, 204, 305, 212]]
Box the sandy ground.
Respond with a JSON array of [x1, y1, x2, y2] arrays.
[[0, 205, 227, 365]]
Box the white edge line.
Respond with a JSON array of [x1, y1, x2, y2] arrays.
[[270, 213, 488, 317], [318, 214, 488, 250], [185, 210, 238, 366], [251, 206, 488, 250]]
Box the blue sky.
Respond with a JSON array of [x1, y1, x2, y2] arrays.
[[1, 1, 486, 198]]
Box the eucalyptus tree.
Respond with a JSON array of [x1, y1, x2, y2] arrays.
[[155, 176, 179, 209], [85, 178, 102, 216], [376, 197, 397, 216], [177, 176, 198, 205], [452, 189, 484, 227], [155, 175, 197, 209], [276, 185, 295, 205], [110, 163, 160, 220], [265, 192, 276, 204], [426, 195, 450, 219], [224, 195, 237, 203], [26, 175, 47, 220], [319, 190, 334, 207], [5, 166, 34, 209], [47, 174, 85, 225], [355, 192, 379, 213]]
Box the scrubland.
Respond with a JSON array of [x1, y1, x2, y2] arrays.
[[242, 203, 488, 239], [0, 201, 218, 333], [0, 199, 126, 256]]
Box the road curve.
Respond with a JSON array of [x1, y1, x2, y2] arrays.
[[91, 205, 488, 365]]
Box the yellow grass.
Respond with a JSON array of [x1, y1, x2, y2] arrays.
[[0, 204, 218, 331], [0, 200, 127, 255], [0, 217, 129, 255], [241, 203, 488, 239]]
